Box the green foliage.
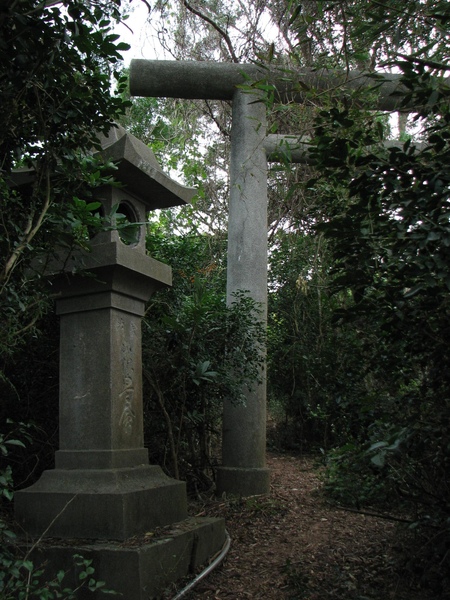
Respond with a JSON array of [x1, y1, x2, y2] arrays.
[[323, 442, 395, 509], [0, 423, 117, 599], [307, 49, 450, 582], [0, 0, 132, 481], [0, 0, 128, 171], [0, 3, 128, 596], [267, 230, 370, 452], [143, 231, 265, 488], [118, 88, 231, 236], [0, 0, 130, 370], [0, 552, 117, 599]]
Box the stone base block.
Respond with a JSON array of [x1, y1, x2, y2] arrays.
[[15, 465, 187, 540], [22, 517, 226, 600], [215, 466, 270, 497]]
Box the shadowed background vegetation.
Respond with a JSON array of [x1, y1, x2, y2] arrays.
[[1, 0, 449, 596]]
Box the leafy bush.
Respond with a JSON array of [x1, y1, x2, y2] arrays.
[[309, 57, 450, 584], [143, 231, 265, 490], [0, 0, 130, 370], [0, 423, 116, 599], [267, 231, 372, 452]]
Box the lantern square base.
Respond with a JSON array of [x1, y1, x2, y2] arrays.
[[15, 465, 188, 540], [18, 516, 226, 599]]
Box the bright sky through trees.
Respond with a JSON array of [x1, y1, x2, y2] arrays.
[[115, 3, 164, 64]]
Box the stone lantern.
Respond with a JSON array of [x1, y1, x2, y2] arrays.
[[14, 126, 225, 598]]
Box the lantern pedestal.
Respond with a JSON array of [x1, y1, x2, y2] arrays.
[[14, 126, 226, 598]]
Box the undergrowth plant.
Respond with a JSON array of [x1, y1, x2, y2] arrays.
[[143, 232, 266, 490], [0, 422, 117, 599]]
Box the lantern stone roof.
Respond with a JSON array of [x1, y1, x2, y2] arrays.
[[96, 125, 196, 210], [9, 125, 196, 211]]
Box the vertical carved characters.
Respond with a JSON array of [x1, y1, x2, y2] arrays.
[[119, 375, 135, 434], [118, 317, 137, 435]]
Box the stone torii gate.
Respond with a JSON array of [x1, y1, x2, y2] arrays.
[[129, 60, 409, 497]]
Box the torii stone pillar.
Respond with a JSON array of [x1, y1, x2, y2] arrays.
[[129, 59, 416, 497], [217, 89, 270, 495], [132, 62, 274, 495]]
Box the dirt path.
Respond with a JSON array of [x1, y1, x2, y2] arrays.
[[165, 452, 441, 600]]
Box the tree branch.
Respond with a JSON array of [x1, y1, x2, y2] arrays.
[[0, 168, 51, 291], [203, 100, 231, 138], [143, 368, 179, 480], [334, 504, 414, 524], [183, 0, 239, 63]]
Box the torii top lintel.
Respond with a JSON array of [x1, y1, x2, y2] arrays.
[[130, 59, 415, 111]]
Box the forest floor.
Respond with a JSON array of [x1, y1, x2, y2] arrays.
[[164, 452, 446, 600]]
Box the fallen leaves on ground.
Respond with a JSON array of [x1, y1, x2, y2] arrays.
[[164, 452, 445, 600]]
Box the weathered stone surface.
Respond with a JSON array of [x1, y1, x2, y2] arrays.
[[15, 129, 184, 528], [15, 466, 188, 540], [216, 467, 270, 498], [24, 517, 226, 599], [216, 89, 270, 496], [96, 125, 196, 210], [52, 244, 169, 459], [14, 123, 225, 596], [130, 59, 433, 110]]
